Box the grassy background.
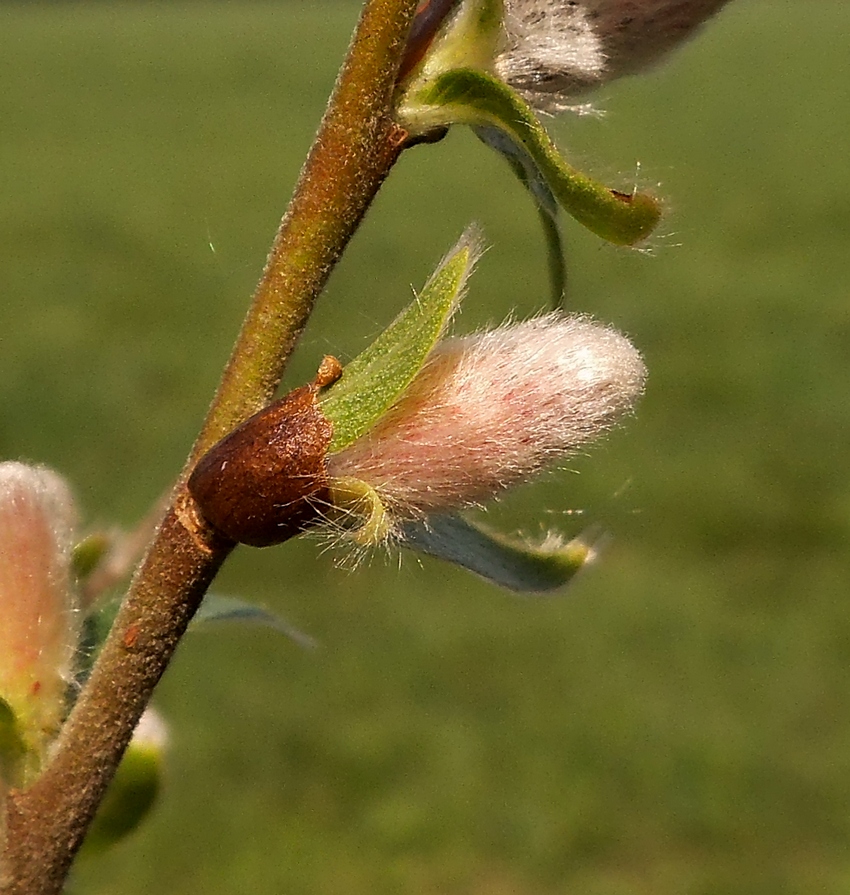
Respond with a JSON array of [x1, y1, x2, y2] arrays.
[[3, 2, 850, 892]]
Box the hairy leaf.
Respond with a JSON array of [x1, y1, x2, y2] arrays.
[[402, 514, 601, 593], [320, 226, 481, 453]]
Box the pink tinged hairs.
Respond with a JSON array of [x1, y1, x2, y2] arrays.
[[327, 313, 646, 521], [0, 462, 78, 785]]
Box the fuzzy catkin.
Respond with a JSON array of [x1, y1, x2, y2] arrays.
[[328, 314, 646, 516], [496, 0, 607, 112], [0, 462, 78, 761], [495, 0, 732, 112]]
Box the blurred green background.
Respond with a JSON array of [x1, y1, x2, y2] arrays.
[[3, 1, 850, 892]]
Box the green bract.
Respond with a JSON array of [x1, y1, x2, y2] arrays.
[[0, 696, 32, 790], [319, 227, 480, 454]]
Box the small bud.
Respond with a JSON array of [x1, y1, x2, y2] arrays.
[[188, 359, 341, 547], [495, 0, 732, 112], [0, 462, 78, 787], [327, 313, 645, 522]]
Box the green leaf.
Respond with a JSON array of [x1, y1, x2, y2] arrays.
[[193, 593, 317, 650], [327, 477, 392, 545], [71, 532, 112, 580], [474, 124, 566, 307], [320, 227, 482, 454], [401, 514, 602, 593], [0, 696, 32, 789], [400, 69, 662, 246]]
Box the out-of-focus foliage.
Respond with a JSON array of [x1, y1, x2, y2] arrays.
[[2, 2, 849, 893]]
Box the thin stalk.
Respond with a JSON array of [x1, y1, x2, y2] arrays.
[[0, 0, 419, 891]]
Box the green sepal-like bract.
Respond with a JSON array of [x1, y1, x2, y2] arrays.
[[402, 0, 503, 85], [320, 227, 481, 454], [402, 514, 601, 593], [71, 532, 112, 582], [399, 68, 661, 246], [0, 696, 34, 790]]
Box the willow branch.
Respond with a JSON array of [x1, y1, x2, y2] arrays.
[[0, 0, 419, 891], [194, 0, 419, 459]]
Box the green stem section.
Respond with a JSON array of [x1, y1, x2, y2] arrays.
[[0, 0, 419, 891]]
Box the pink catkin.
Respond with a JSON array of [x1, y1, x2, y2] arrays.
[[328, 314, 646, 516], [0, 462, 77, 739]]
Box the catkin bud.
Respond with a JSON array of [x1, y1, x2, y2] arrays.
[[496, 0, 732, 112], [0, 462, 78, 785], [327, 313, 646, 518]]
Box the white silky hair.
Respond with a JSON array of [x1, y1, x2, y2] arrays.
[[0, 462, 79, 741], [327, 313, 646, 518], [495, 0, 733, 112]]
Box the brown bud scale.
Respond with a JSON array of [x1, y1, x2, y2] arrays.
[[188, 365, 339, 547]]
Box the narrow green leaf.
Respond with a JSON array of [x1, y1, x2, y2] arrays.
[[401, 69, 662, 246], [327, 477, 392, 545], [193, 593, 317, 650], [402, 514, 601, 593], [475, 124, 566, 307], [320, 227, 482, 453]]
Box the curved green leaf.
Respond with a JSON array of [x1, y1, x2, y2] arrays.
[[474, 124, 566, 307], [401, 514, 603, 593], [327, 477, 392, 545], [193, 594, 317, 650], [320, 226, 482, 454], [400, 69, 661, 246]]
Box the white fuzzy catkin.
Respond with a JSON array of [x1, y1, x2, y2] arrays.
[[0, 462, 78, 762], [496, 0, 607, 112], [328, 313, 646, 517], [495, 0, 732, 112]]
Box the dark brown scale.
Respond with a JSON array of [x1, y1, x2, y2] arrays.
[[188, 359, 341, 547]]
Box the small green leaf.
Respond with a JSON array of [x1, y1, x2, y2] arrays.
[[475, 124, 566, 307], [193, 593, 317, 650], [402, 514, 602, 593], [320, 227, 482, 454], [0, 696, 32, 789], [72, 532, 112, 580], [400, 69, 662, 246]]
